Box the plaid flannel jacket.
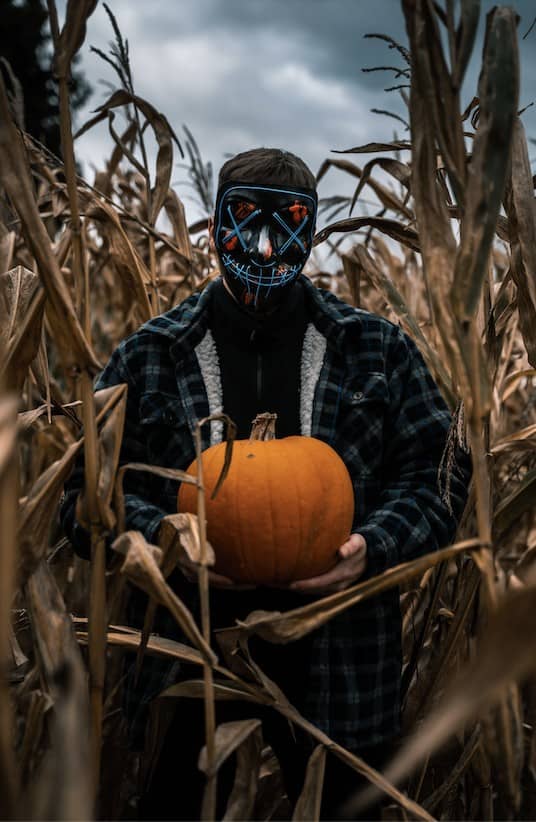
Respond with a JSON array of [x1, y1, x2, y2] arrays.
[[61, 275, 470, 752]]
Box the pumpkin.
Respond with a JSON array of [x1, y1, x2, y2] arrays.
[[177, 413, 354, 585]]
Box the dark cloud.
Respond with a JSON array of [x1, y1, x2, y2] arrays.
[[64, 0, 536, 228]]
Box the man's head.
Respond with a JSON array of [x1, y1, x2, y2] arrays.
[[212, 148, 317, 313]]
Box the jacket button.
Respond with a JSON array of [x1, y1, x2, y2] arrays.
[[352, 391, 364, 402]]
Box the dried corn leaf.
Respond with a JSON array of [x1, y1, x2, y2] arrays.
[[317, 158, 412, 217], [92, 120, 137, 198], [452, 8, 519, 318], [18, 384, 126, 580], [96, 383, 127, 530], [512, 547, 536, 586], [375, 585, 536, 803], [491, 422, 536, 455], [3, 288, 46, 392], [0, 73, 98, 371], [0, 266, 40, 345], [314, 216, 419, 251], [17, 401, 81, 433], [0, 395, 19, 816], [163, 679, 269, 707], [81, 89, 182, 225], [341, 252, 361, 307], [18, 690, 51, 777], [403, 1, 474, 404], [453, 0, 481, 89], [222, 721, 263, 821], [113, 530, 216, 665], [56, 0, 98, 69], [333, 141, 412, 154], [164, 189, 194, 263], [160, 512, 216, 568], [504, 118, 536, 366], [106, 110, 147, 178], [417, 0, 467, 203], [493, 467, 536, 534], [198, 718, 261, 777], [18, 439, 84, 583], [76, 627, 206, 666], [135, 512, 215, 678], [0, 267, 45, 391], [422, 725, 480, 812], [24, 562, 91, 821], [292, 745, 326, 822], [85, 194, 152, 323], [350, 157, 411, 215], [481, 684, 523, 812], [0, 228, 15, 273]]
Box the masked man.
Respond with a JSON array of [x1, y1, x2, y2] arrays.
[[61, 148, 470, 820]]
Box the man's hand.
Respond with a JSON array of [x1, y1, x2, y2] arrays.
[[178, 555, 255, 590], [289, 533, 367, 595], [157, 514, 256, 590]]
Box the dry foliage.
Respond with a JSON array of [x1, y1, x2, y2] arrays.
[[1, 1, 536, 820]]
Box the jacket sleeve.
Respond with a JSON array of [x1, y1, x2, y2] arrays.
[[355, 328, 471, 577], [60, 345, 173, 559]]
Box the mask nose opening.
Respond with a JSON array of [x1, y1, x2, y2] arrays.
[[250, 224, 273, 263]]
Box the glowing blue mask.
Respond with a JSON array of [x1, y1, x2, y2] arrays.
[[214, 182, 317, 311]]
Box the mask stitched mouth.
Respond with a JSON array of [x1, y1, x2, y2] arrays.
[[214, 182, 317, 310]]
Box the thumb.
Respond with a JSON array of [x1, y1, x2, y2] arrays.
[[338, 533, 366, 559]]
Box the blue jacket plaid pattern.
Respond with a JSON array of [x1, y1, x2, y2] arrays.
[[61, 275, 470, 751]]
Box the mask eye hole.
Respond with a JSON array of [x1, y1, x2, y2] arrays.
[[220, 200, 262, 252], [288, 202, 309, 225], [271, 202, 311, 256], [232, 200, 257, 220]]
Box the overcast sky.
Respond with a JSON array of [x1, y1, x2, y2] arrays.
[[64, 0, 536, 228]]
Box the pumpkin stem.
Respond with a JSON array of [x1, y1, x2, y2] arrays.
[[249, 412, 277, 441]]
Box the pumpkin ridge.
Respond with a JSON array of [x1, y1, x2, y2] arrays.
[[282, 437, 303, 584], [202, 445, 222, 566], [265, 441, 277, 584], [297, 437, 324, 580], [233, 443, 255, 583]]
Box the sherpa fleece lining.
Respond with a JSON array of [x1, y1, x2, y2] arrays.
[[194, 322, 327, 444], [194, 329, 223, 446]]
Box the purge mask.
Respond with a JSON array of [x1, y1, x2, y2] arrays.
[[213, 182, 317, 312]]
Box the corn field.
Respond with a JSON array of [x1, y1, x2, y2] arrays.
[[1, 0, 536, 819]]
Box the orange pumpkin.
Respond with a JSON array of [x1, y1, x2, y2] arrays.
[[177, 413, 354, 585]]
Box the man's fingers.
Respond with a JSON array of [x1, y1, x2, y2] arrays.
[[338, 533, 367, 559], [290, 556, 367, 593], [207, 570, 235, 586], [291, 564, 360, 592], [290, 576, 356, 596], [208, 571, 255, 590], [179, 561, 255, 590]]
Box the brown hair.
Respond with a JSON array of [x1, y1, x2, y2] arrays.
[[218, 147, 316, 191]]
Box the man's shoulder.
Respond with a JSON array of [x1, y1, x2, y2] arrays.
[[116, 289, 207, 360], [135, 290, 204, 341], [100, 287, 212, 394], [311, 283, 405, 346]]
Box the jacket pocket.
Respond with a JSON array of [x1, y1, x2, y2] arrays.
[[139, 392, 194, 468], [336, 372, 389, 480], [343, 371, 390, 408]]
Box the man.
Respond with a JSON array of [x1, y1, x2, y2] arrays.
[[61, 147, 470, 819]]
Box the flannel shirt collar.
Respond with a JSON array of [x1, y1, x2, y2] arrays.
[[300, 276, 362, 350], [141, 281, 216, 363], [140, 274, 362, 363]]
